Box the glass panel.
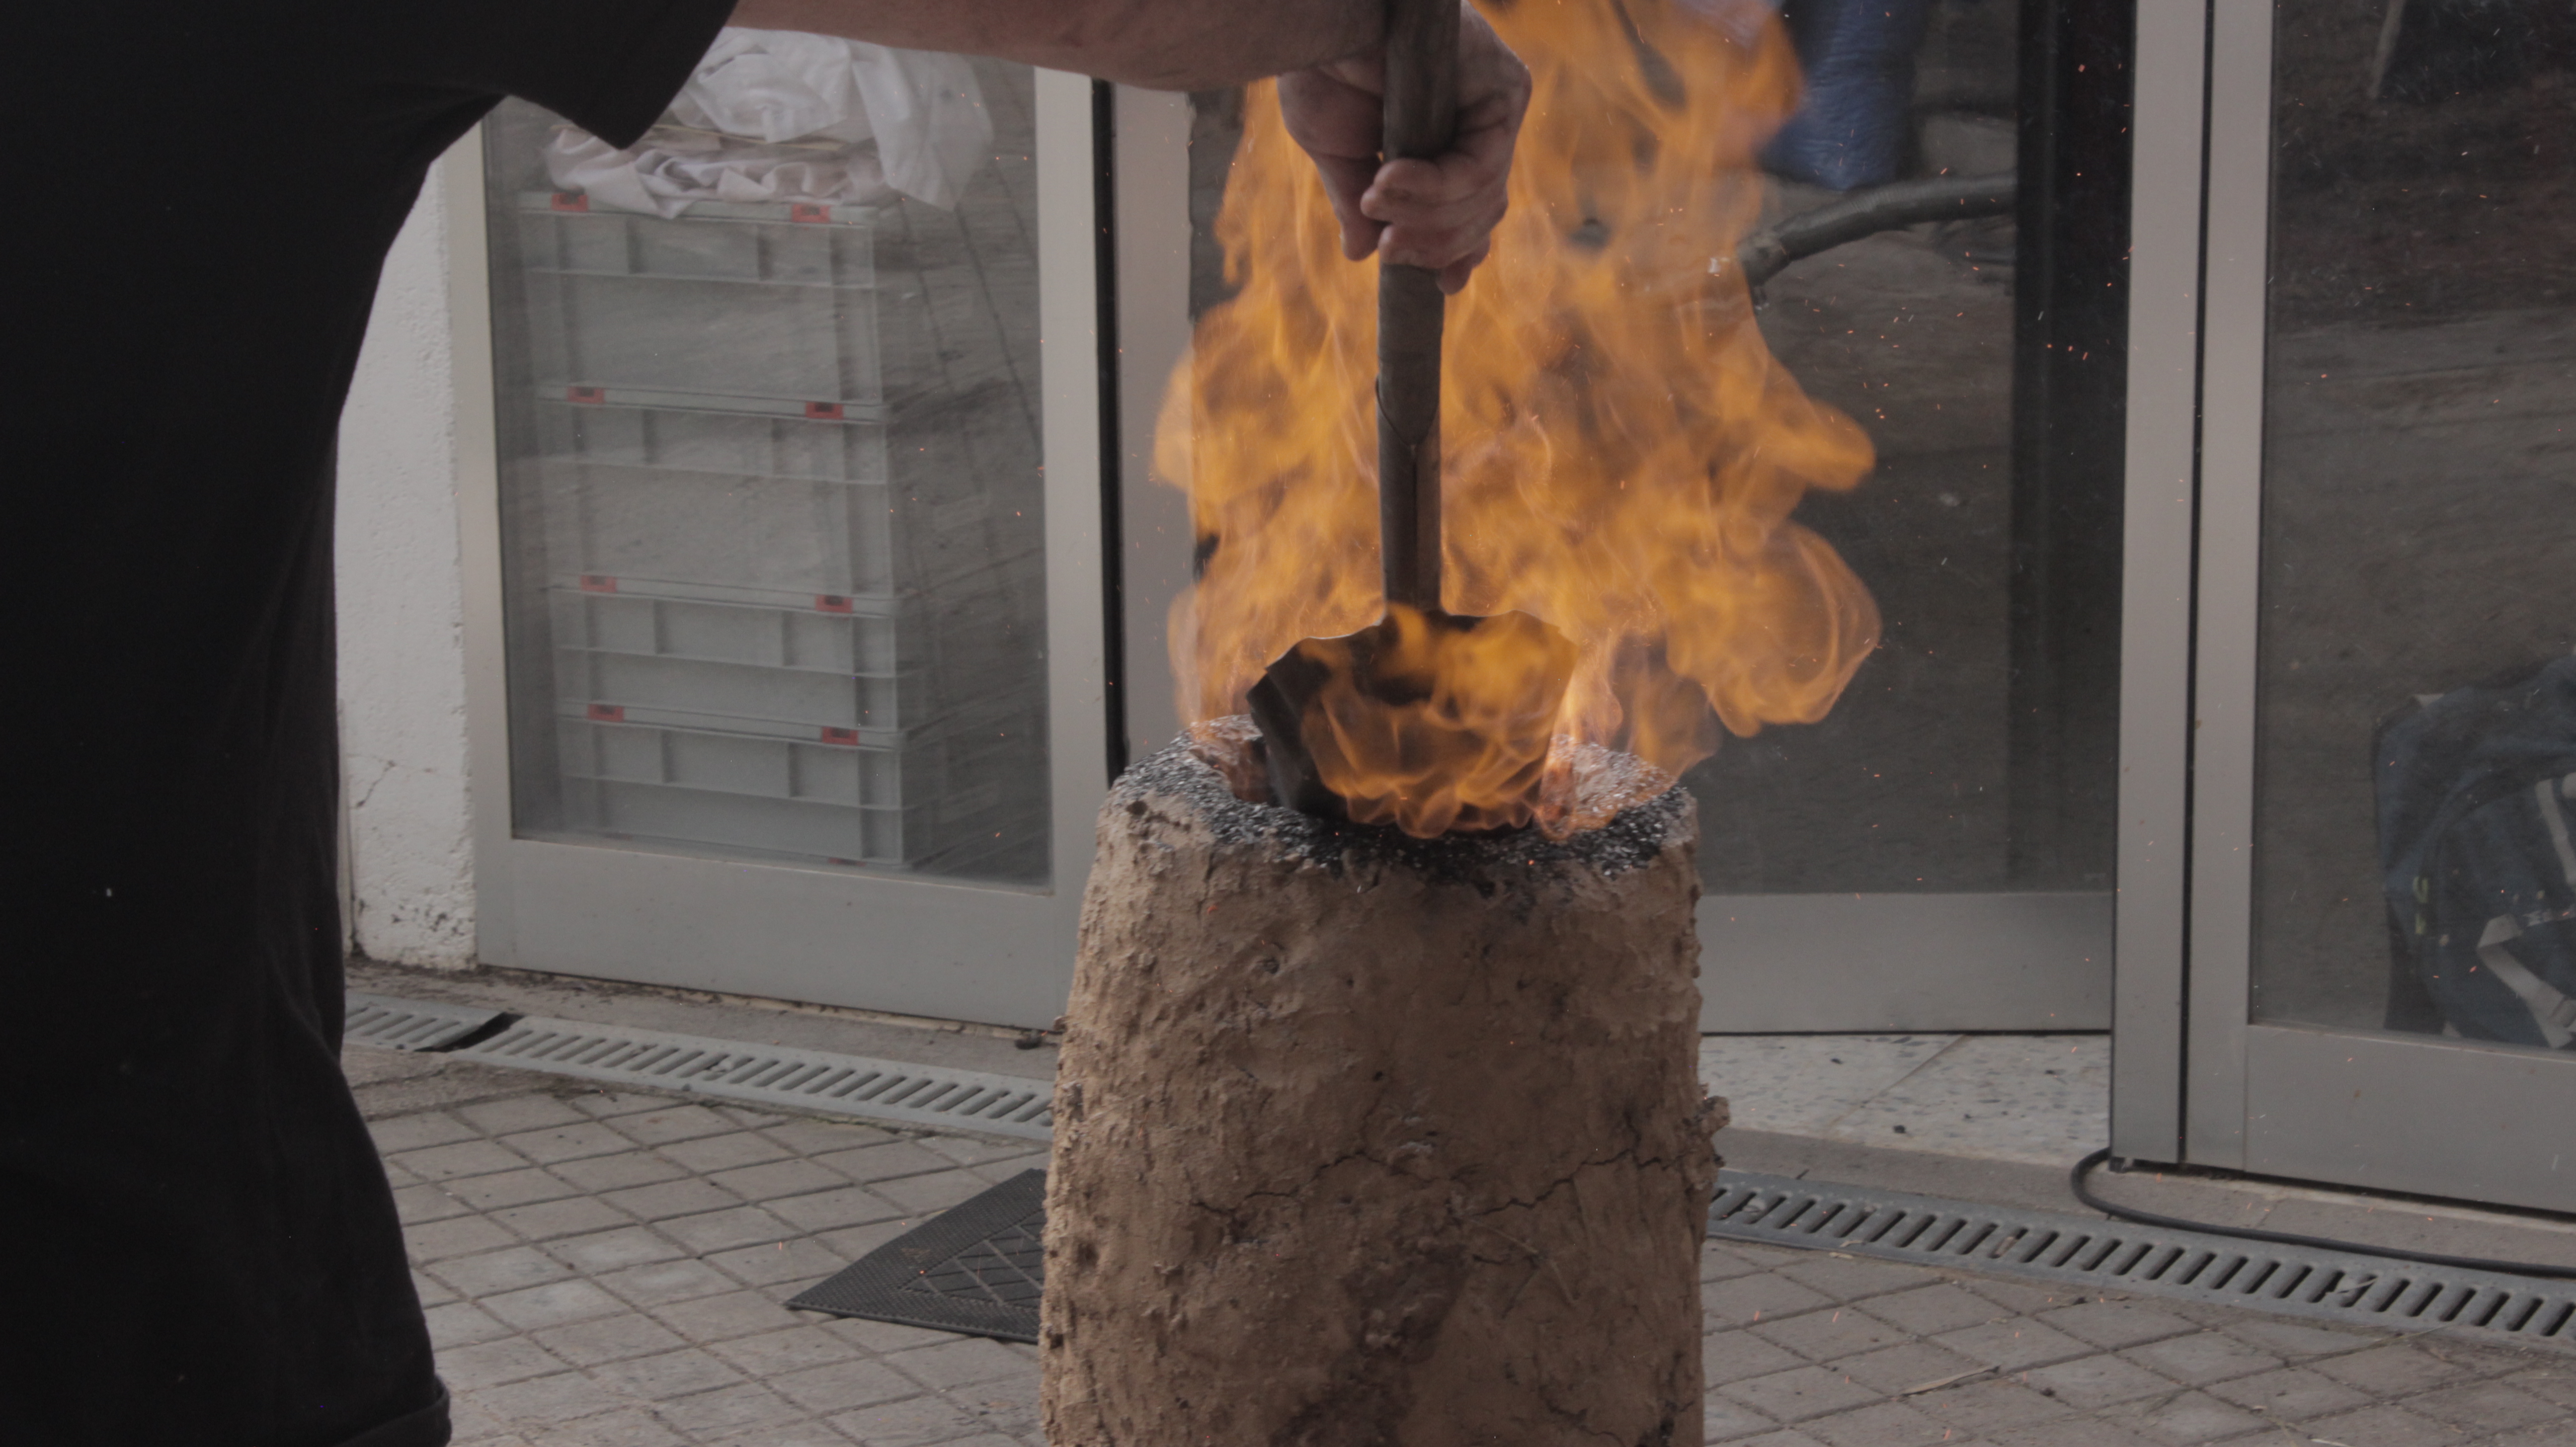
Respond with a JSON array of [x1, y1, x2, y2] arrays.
[[1172, 0, 2124, 895], [2250, 5, 2576, 1039], [481, 43, 1051, 884]]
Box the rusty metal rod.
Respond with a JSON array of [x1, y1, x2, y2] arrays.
[[1376, 0, 1459, 613]]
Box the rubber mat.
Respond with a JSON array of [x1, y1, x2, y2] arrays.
[[789, 1168, 1046, 1344]]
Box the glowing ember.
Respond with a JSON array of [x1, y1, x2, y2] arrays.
[[1164, 0, 1881, 838]]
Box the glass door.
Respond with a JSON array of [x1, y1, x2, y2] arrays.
[[2183, 0, 2576, 1208], [1112, 0, 2137, 1031], [458, 49, 1109, 1029]]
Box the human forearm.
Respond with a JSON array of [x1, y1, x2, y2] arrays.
[[727, 0, 1382, 90]]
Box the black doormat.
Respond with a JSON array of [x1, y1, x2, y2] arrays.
[[789, 1168, 1046, 1344]]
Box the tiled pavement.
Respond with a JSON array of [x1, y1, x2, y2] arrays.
[[365, 1062, 2576, 1447]]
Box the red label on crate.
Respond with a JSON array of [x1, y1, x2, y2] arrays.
[[804, 402, 843, 420], [579, 574, 618, 593], [790, 202, 831, 224], [814, 594, 852, 614], [819, 726, 860, 746], [587, 703, 626, 723], [551, 192, 590, 213], [566, 386, 605, 404]]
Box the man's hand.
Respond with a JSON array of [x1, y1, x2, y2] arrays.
[[1277, 5, 1529, 294]]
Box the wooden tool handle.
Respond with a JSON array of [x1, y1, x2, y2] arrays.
[[1377, 0, 1460, 613]]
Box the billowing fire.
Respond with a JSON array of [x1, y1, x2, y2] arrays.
[[1166, 0, 1881, 838]]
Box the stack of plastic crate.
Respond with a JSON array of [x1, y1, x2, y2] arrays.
[[512, 189, 1049, 877]]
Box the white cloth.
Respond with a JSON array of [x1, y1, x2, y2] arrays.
[[545, 28, 993, 217]]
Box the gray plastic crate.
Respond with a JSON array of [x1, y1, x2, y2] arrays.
[[554, 707, 1039, 867]]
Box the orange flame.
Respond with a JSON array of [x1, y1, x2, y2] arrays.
[[1164, 0, 1881, 836]]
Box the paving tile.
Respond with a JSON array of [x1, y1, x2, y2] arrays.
[[566, 1090, 678, 1119], [551, 1150, 693, 1194], [392, 1139, 533, 1182], [2407, 1380, 2570, 1432], [1981, 1417, 2161, 1447], [870, 1170, 999, 1214], [770, 1357, 922, 1413], [457, 1095, 590, 1134], [430, 1245, 578, 1296], [1832, 1341, 1989, 1396], [810, 1141, 965, 1184], [1753, 1307, 1913, 1364], [530, 1312, 690, 1367], [2298, 1404, 2471, 1447], [547, 1408, 690, 1447], [548, 1226, 688, 1276], [1704, 1274, 1839, 1328], [394, 1183, 474, 1224], [1721, 1366, 1886, 1424], [436, 1338, 574, 1391], [761, 1118, 901, 1156], [1773, 1256, 1944, 1302], [1961, 1279, 2099, 1315], [660, 1130, 797, 1175], [1906, 1377, 2075, 1434], [1725, 1428, 1831, 1447], [491, 1195, 633, 1243], [2205, 1365, 2375, 1421], [708, 1158, 848, 1203], [709, 1424, 856, 1447], [369, 1111, 479, 1153], [1866, 1284, 2011, 1336], [818, 1219, 919, 1261], [1702, 1394, 1784, 1443], [659, 1206, 795, 1255], [652, 1289, 807, 1344], [479, 1279, 630, 1332], [1932, 1317, 2095, 1370], [498, 1121, 641, 1165], [426, 1301, 517, 1350], [406, 1214, 522, 1264], [412, 1269, 459, 1308], [2024, 1351, 2180, 1408], [2502, 1364, 2576, 1409], [2217, 1316, 2390, 1360], [472, 1370, 635, 1427], [603, 1179, 746, 1222], [706, 1235, 848, 1288], [886, 1337, 1033, 1390], [2116, 1331, 2286, 1385], [595, 1257, 743, 1310], [2040, 1300, 2206, 1351], [1705, 1329, 1811, 1385], [2103, 1388, 2268, 1445], [585, 1347, 747, 1401], [1800, 1399, 1952, 1447], [917, 1135, 1045, 1168], [816, 1317, 962, 1355], [705, 1326, 861, 1377], [608, 1105, 741, 1146], [1703, 1244, 1784, 1282], [769, 1185, 907, 1234], [444, 1167, 582, 1212], [2311, 1342, 2476, 1396], [652, 1383, 810, 1439]]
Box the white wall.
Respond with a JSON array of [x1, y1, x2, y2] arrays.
[[336, 152, 479, 968]]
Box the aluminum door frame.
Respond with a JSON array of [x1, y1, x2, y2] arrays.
[[2177, 0, 2576, 1210], [450, 72, 1111, 1031], [1110, 86, 2193, 1036]]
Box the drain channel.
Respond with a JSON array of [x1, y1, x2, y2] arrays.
[[1710, 1170, 2576, 1351], [345, 992, 506, 1052], [444, 1015, 1053, 1141]]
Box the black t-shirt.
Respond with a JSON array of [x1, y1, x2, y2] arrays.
[[2, 3, 732, 1444]]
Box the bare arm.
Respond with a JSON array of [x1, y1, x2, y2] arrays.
[[727, 0, 1527, 287]]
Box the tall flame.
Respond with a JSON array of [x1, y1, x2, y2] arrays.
[[1164, 0, 1881, 835]]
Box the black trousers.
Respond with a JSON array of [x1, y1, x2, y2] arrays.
[[2, 450, 447, 1447]]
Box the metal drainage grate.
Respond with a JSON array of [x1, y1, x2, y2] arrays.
[[448, 1016, 1053, 1141], [790, 1168, 1046, 1343], [1709, 1170, 2576, 1350], [344, 992, 505, 1052]]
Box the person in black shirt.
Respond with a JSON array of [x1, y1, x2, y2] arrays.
[[0, 3, 1524, 1444]]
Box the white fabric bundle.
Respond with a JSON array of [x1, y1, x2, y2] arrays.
[[545, 28, 994, 217]]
